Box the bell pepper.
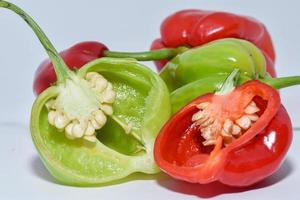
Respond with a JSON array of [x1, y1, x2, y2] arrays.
[[35, 9, 276, 94], [160, 38, 268, 92], [97, 37, 273, 96], [170, 73, 300, 114], [166, 38, 300, 114], [0, 1, 171, 186], [154, 70, 295, 186], [150, 9, 276, 77], [54, 36, 297, 118], [34, 41, 108, 95]]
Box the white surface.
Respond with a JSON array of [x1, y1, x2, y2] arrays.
[[0, 0, 300, 199], [1, 124, 299, 200]]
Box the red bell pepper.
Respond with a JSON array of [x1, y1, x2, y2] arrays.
[[33, 41, 108, 95], [154, 80, 292, 186], [151, 9, 276, 77]]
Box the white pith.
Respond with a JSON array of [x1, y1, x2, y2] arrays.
[[47, 72, 116, 142], [192, 101, 260, 146]]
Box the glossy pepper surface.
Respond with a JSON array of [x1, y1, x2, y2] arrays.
[[0, 1, 171, 186], [151, 9, 276, 77], [155, 36, 300, 114], [32, 58, 170, 185], [160, 38, 267, 92], [154, 72, 292, 186], [34, 41, 108, 95]]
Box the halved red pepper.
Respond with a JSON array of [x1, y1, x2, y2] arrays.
[[154, 80, 292, 186], [151, 9, 276, 77], [33, 41, 108, 95]]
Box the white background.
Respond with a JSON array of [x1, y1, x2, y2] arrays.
[[0, 0, 299, 199]]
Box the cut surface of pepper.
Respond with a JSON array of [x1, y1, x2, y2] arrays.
[[190, 69, 259, 147], [192, 99, 259, 146], [154, 70, 292, 186], [47, 72, 118, 142], [0, 0, 171, 185]]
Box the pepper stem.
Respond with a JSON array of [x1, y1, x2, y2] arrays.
[[104, 47, 188, 61], [215, 69, 240, 95], [0, 0, 71, 83], [262, 76, 300, 90]]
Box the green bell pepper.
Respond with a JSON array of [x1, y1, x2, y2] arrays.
[[160, 38, 267, 92], [170, 73, 300, 114], [154, 38, 300, 114], [0, 1, 170, 186]]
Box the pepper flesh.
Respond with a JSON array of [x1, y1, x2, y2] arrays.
[[151, 9, 276, 77], [0, 0, 171, 186], [32, 58, 171, 185], [154, 81, 292, 186]]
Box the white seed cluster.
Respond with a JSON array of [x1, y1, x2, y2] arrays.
[[47, 72, 116, 142], [192, 101, 260, 146]]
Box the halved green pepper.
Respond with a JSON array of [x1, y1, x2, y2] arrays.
[[31, 58, 171, 185], [0, 1, 170, 186]]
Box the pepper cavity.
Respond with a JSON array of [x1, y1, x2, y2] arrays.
[[192, 100, 260, 146], [46, 72, 116, 142]]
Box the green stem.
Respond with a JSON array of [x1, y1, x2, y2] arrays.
[[216, 69, 240, 95], [0, 0, 71, 83], [262, 76, 300, 89], [104, 47, 188, 61]]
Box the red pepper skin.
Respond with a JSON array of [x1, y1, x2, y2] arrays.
[[220, 105, 292, 186], [151, 10, 276, 77], [33, 41, 108, 95], [154, 81, 292, 187]]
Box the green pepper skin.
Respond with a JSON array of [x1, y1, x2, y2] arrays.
[[160, 38, 267, 92], [31, 58, 171, 186], [170, 75, 251, 113]]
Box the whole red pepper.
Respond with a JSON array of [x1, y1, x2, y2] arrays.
[[33, 41, 108, 95], [151, 9, 276, 77], [154, 80, 292, 186]]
